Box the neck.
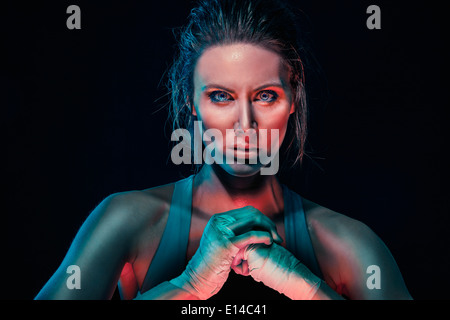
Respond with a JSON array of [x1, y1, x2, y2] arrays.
[[193, 164, 284, 217]]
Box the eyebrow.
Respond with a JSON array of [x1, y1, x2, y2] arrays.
[[201, 82, 285, 93]]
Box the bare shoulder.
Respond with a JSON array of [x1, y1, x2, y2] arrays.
[[101, 182, 178, 299], [85, 181, 176, 259], [302, 198, 411, 299], [302, 198, 375, 245], [102, 182, 176, 232]]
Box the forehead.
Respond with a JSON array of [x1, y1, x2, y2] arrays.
[[194, 43, 289, 89]]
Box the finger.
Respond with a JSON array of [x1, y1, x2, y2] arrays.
[[231, 263, 244, 275], [232, 207, 283, 243], [232, 260, 250, 276], [226, 208, 283, 244], [230, 230, 273, 250], [231, 249, 244, 268], [216, 206, 283, 243], [242, 260, 249, 275]]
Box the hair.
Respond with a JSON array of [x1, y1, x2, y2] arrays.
[[167, 0, 310, 173]]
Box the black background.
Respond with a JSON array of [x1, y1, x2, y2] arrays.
[[2, 0, 449, 300]]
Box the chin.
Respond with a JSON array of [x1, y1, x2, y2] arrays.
[[219, 162, 263, 177]]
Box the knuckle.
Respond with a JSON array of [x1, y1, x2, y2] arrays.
[[249, 230, 269, 241], [248, 230, 258, 238], [209, 214, 219, 224], [210, 213, 235, 229], [247, 206, 259, 214]]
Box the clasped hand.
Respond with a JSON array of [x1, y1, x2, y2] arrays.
[[170, 206, 321, 300]]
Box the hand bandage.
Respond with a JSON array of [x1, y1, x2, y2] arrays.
[[243, 243, 322, 300], [170, 215, 240, 300]]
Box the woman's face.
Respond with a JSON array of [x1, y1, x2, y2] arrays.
[[192, 43, 294, 177]]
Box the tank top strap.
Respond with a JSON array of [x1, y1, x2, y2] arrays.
[[281, 184, 323, 279], [140, 175, 194, 293]]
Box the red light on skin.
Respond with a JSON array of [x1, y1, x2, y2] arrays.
[[120, 262, 134, 278], [119, 262, 139, 299]]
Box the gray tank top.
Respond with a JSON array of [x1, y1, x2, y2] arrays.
[[140, 174, 323, 294]]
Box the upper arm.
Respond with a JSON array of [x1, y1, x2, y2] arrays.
[[307, 205, 412, 300], [35, 192, 144, 300], [338, 221, 412, 299]]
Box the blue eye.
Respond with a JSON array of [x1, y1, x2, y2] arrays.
[[256, 90, 278, 103], [208, 91, 233, 103]]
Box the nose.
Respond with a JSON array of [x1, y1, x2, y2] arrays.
[[235, 99, 257, 133]]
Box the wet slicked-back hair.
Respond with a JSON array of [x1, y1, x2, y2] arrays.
[[167, 0, 309, 170]]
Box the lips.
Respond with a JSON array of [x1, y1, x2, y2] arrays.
[[233, 143, 258, 151], [231, 146, 259, 161], [228, 135, 259, 157], [234, 147, 259, 152]]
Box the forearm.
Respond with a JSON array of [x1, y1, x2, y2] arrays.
[[310, 279, 345, 300], [245, 243, 344, 300], [286, 261, 344, 300], [134, 281, 200, 300]]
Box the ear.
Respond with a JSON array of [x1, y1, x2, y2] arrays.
[[289, 101, 295, 115], [187, 96, 197, 116]]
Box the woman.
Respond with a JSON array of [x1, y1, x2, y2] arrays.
[[35, 0, 412, 300]]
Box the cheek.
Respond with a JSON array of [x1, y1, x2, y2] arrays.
[[255, 109, 290, 151], [195, 101, 235, 137], [194, 104, 230, 151]]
